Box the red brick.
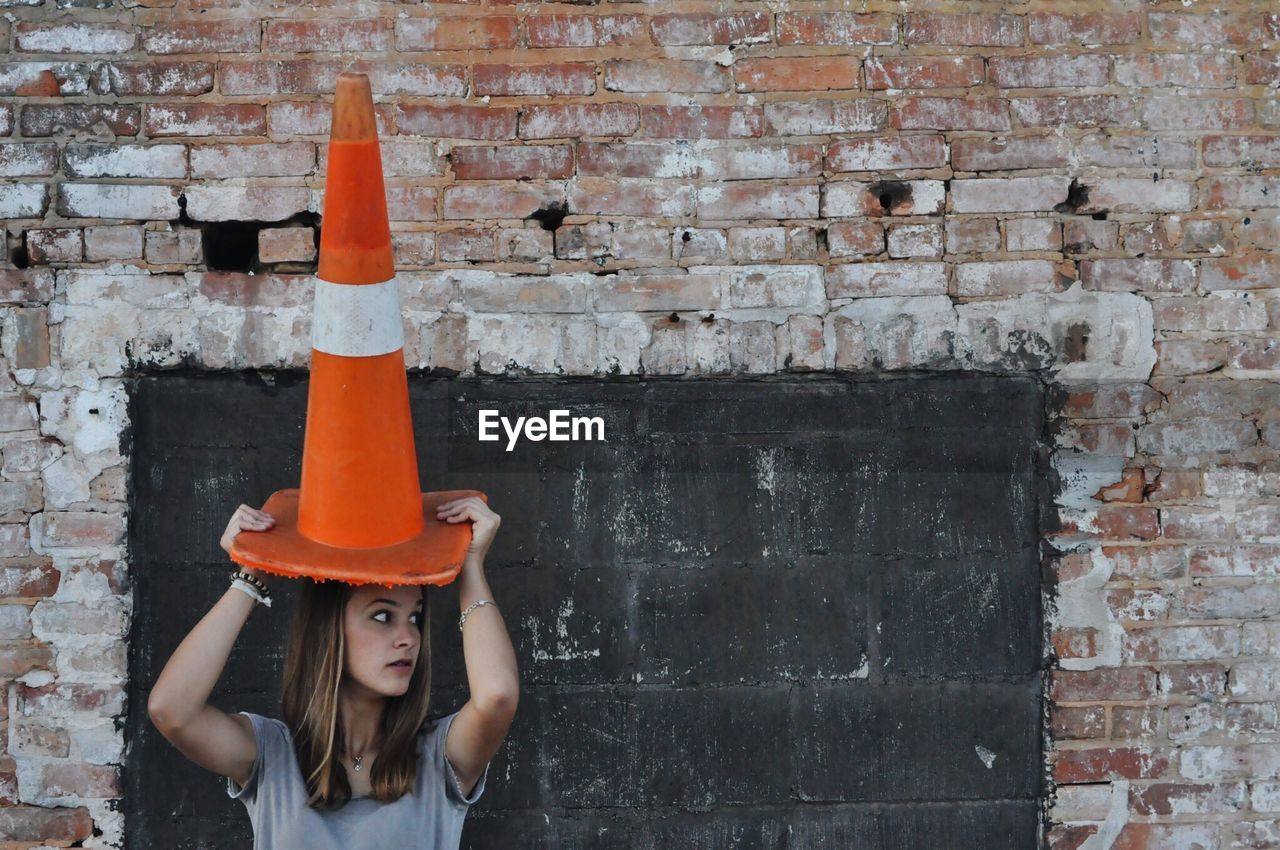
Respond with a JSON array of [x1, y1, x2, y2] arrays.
[[1027, 13, 1140, 45], [443, 183, 565, 220], [475, 63, 596, 97], [733, 57, 860, 93], [905, 13, 1024, 46], [1010, 96, 1136, 127], [397, 104, 516, 141], [951, 136, 1070, 171], [384, 187, 438, 222], [437, 229, 495, 263], [699, 143, 823, 180], [1149, 11, 1268, 46], [639, 105, 763, 139], [1202, 256, 1280, 291], [1203, 134, 1280, 167], [766, 100, 888, 135], [777, 12, 897, 45], [269, 101, 394, 136], [19, 105, 140, 137], [1076, 133, 1196, 169], [1141, 98, 1254, 131], [266, 19, 390, 52], [1154, 339, 1230, 376], [219, 60, 466, 97], [12, 307, 50, 369], [17, 682, 122, 717], [989, 55, 1109, 88], [1080, 259, 1197, 293], [15, 22, 135, 54], [0, 645, 52, 677], [0, 560, 58, 593], [38, 762, 121, 798], [1125, 625, 1240, 662], [826, 221, 884, 258], [519, 103, 638, 140], [570, 178, 695, 218], [450, 145, 573, 180], [0, 271, 54, 304], [107, 61, 214, 95], [893, 98, 1011, 131], [577, 143, 697, 178], [1052, 705, 1106, 740], [1053, 747, 1171, 783], [955, 259, 1065, 296], [1131, 783, 1248, 817], [1059, 506, 1159, 539], [650, 12, 771, 46], [40, 511, 124, 549], [194, 272, 312, 308], [828, 135, 947, 172], [1206, 177, 1280, 210], [525, 15, 647, 48], [26, 229, 82, 264], [1051, 627, 1099, 661], [143, 20, 262, 54], [605, 59, 728, 94], [144, 104, 265, 137], [0, 142, 59, 177], [0, 805, 93, 843], [865, 56, 984, 90], [698, 183, 817, 220], [1245, 54, 1280, 87], [395, 16, 518, 50], [594, 275, 719, 312], [0, 65, 92, 97], [1116, 54, 1236, 89], [191, 141, 314, 178]]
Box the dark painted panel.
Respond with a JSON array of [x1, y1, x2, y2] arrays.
[[126, 373, 1048, 849], [791, 681, 1043, 802]]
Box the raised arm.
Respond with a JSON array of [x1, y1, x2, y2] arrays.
[[147, 504, 275, 787], [435, 498, 519, 796]]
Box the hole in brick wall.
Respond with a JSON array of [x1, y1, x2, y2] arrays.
[[11, 241, 29, 269], [680, 230, 693, 243], [702, 313, 715, 323], [668, 312, 680, 323], [1091, 212, 1107, 221], [199, 222, 263, 272], [528, 203, 569, 232], [1244, 217, 1252, 226], [870, 181, 911, 215], [815, 227, 828, 253], [1055, 180, 1090, 215]]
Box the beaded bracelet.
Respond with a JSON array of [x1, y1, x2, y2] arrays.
[[229, 569, 272, 607]]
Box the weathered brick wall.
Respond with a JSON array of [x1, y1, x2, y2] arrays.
[[0, 1, 1276, 846]]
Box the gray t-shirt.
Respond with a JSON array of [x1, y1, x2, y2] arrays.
[[226, 710, 489, 849]]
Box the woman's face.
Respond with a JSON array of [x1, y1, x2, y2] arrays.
[[342, 584, 425, 698]]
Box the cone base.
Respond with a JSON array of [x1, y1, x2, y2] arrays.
[[229, 488, 486, 587]]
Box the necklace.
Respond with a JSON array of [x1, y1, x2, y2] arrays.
[[353, 754, 364, 772]]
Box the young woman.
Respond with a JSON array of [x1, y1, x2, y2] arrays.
[[147, 497, 519, 848]]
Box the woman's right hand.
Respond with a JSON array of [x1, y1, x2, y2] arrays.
[[220, 504, 275, 561]]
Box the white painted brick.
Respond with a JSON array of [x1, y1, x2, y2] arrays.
[[64, 144, 187, 179], [183, 186, 311, 222], [57, 184, 181, 220], [0, 183, 49, 218], [951, 176, 1071, 213]]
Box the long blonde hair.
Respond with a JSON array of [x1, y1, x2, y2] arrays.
[[280, 578, 433, 809]]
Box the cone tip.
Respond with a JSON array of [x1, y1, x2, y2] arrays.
[[330, 72, 377, 143]]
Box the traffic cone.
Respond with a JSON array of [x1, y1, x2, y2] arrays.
[[229, 72, 484, 587]]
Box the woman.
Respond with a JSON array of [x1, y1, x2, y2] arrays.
[[147, 497, 519, 848]]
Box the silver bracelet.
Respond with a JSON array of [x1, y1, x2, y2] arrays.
[[458, 599, 495, 631], [231, 578, 272, 608]]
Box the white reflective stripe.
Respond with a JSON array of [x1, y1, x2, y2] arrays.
[[312, 278, 405, 357]]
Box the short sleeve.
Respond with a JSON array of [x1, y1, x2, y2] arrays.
[[225, 711, 268, 807], [437, 710, 490, 808]]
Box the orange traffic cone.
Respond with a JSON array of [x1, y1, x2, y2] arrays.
[[229, 72, 484, 587]]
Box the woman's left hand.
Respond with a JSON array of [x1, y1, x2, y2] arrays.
[[436, 496, 501, 560]]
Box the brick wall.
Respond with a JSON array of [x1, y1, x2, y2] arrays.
[[0, 1, 1276, 846]]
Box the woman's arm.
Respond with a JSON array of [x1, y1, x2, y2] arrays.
[[435, 498, 519, 795], [147, 504, 274, 786]]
